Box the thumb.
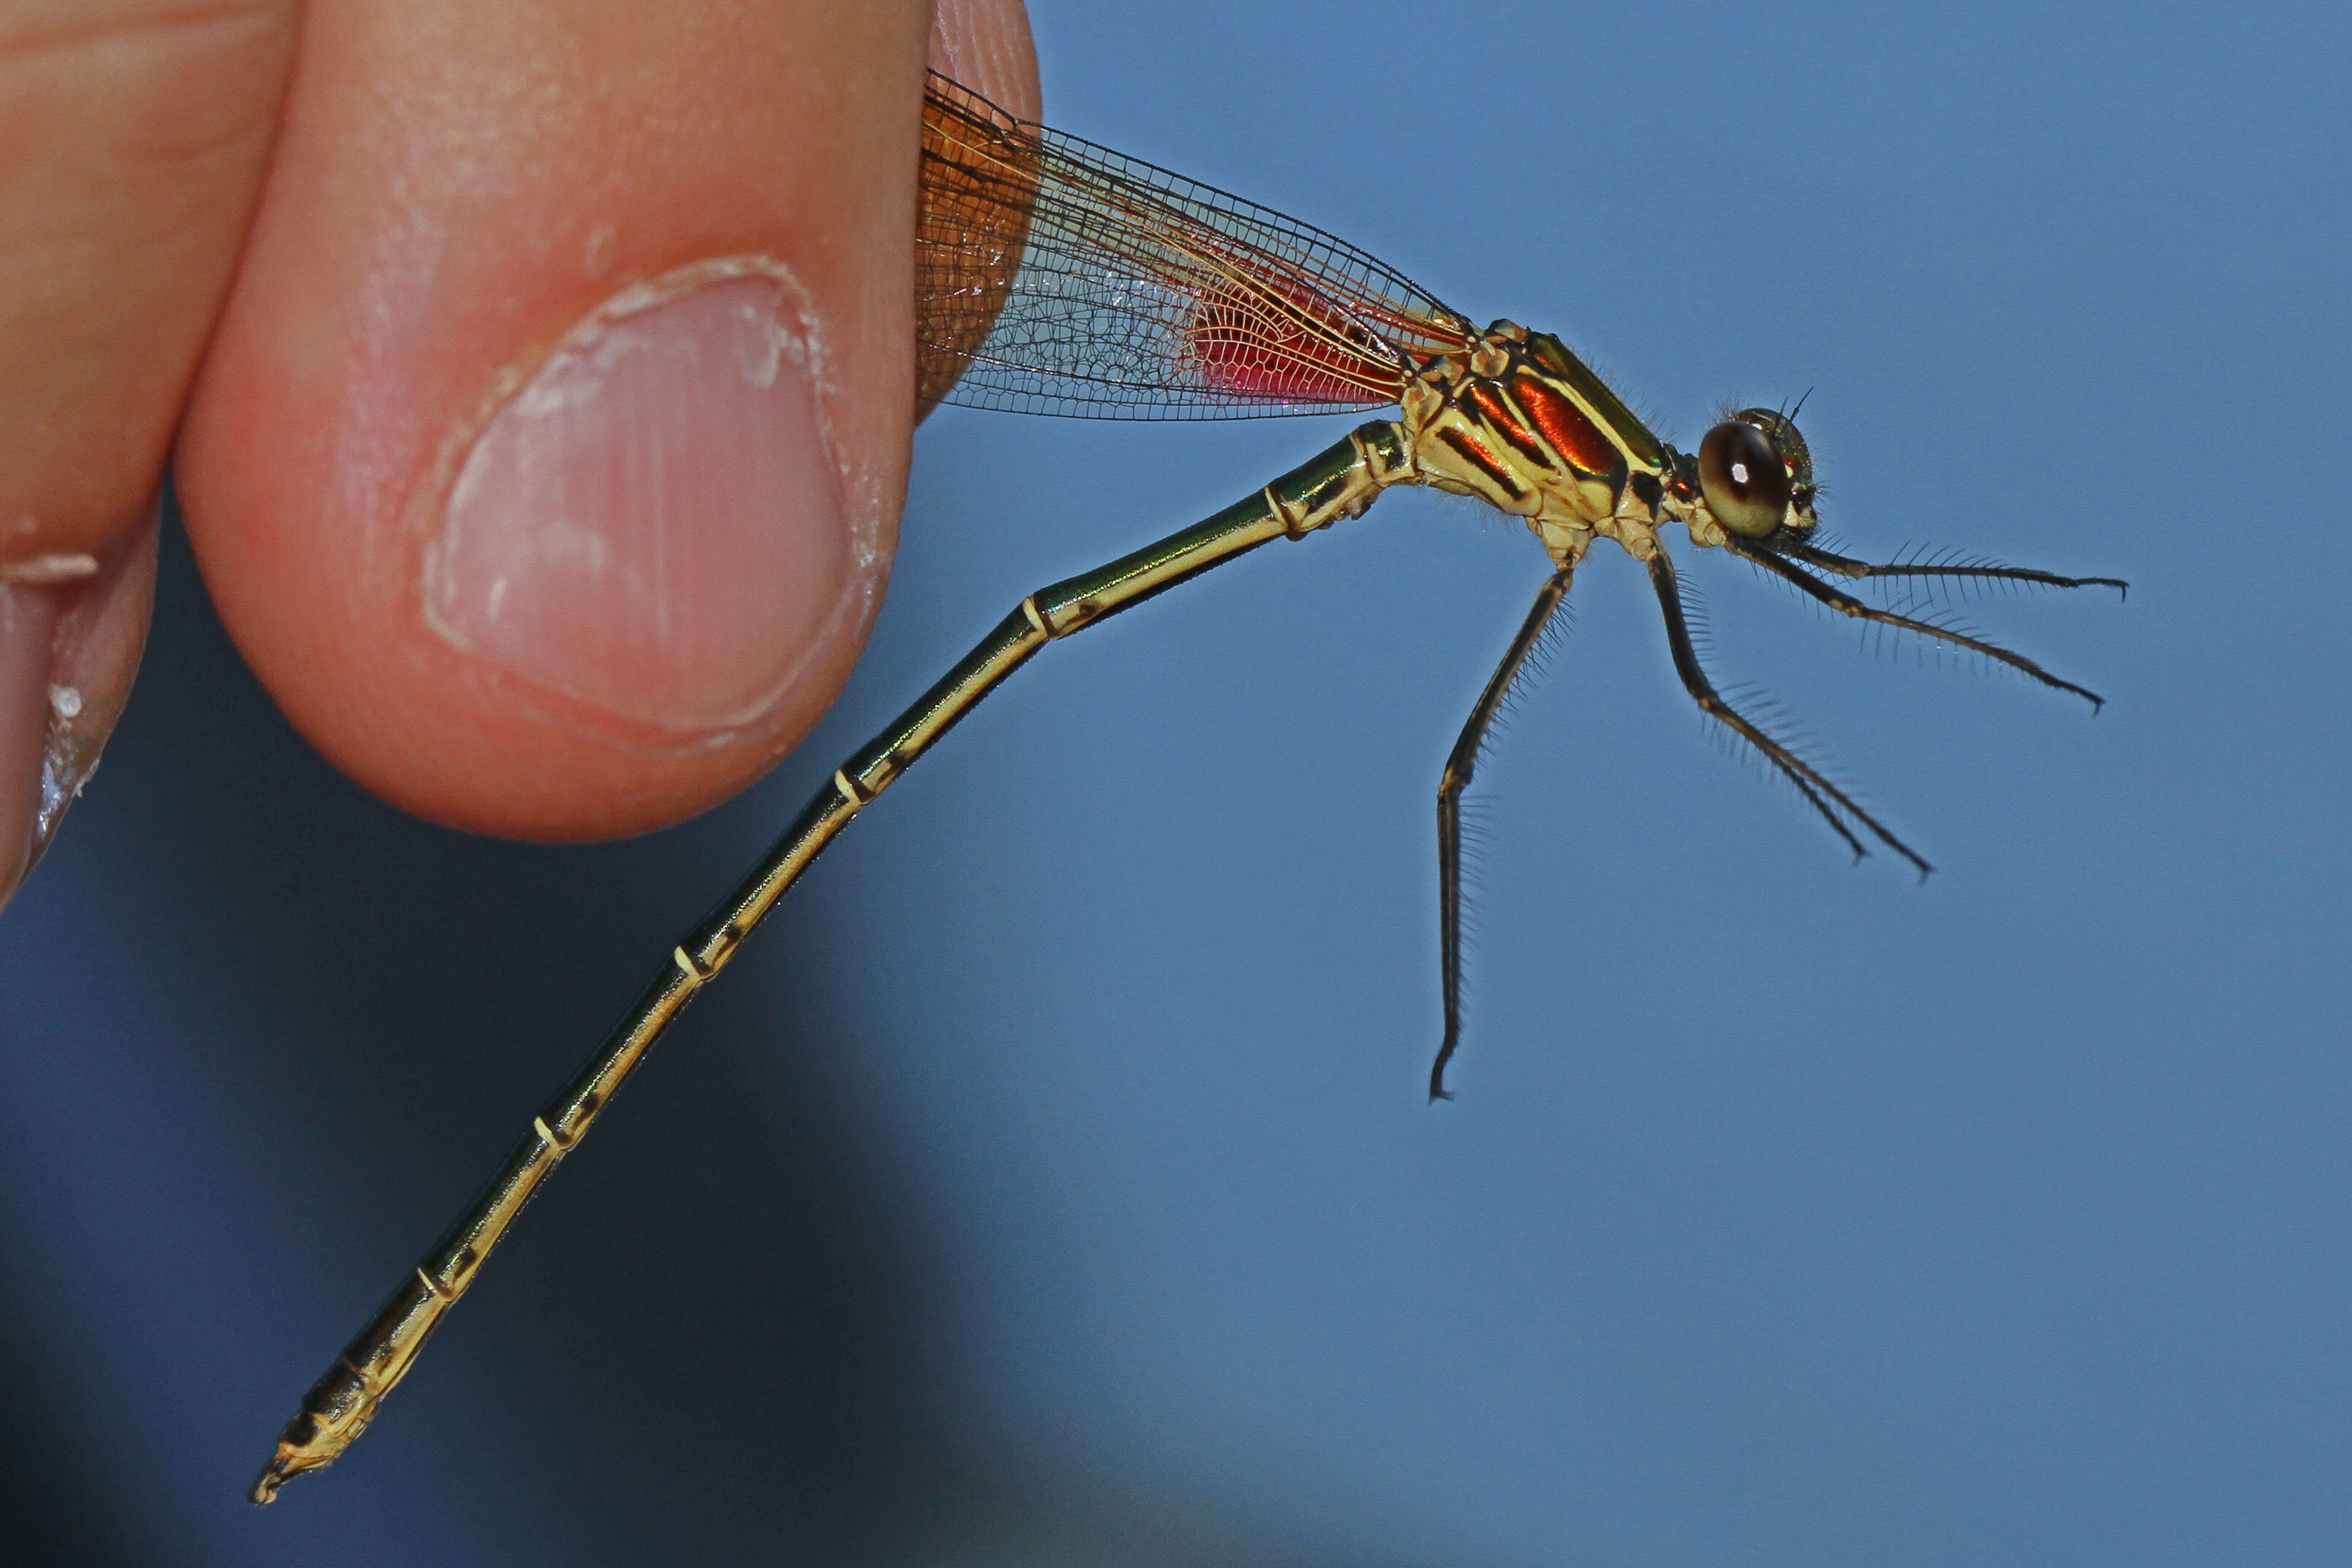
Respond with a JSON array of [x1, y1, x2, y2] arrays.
[[176, 0, 935, 840]]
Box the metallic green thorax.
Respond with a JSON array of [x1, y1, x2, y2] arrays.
[[1521, 329, 1667, 475], [1390, 320, 1820, 568], [1396, 321, 1680, 568]]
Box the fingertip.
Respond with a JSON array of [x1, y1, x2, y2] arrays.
[[929, 0, 1039, 120], [178, 0, 933, 840]]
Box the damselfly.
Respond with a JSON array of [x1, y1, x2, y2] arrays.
[[251, 72, 2124, 1503]]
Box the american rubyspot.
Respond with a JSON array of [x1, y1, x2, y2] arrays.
[[250, 71, 2123, 1502]]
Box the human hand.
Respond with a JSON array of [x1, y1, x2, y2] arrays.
[[0, 0, 1039, 907]]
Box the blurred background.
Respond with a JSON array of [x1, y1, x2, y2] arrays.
[[4, 1, 2348, 1563]]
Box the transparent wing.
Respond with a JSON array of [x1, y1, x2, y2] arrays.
[[918, 73, 1473, 421]]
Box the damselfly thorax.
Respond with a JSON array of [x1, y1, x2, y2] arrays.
[[1387, 320, 1761, 570]]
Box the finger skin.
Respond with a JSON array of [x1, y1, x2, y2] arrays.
[[0, 0, 294, 563], [927, 0, 1039, 123], [0, 0, 294, 906], [176, 0, 943, 840]]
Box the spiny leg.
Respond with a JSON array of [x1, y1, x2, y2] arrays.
[[1646, 549, 1932, 877], [1431, 568, 1574, 1102], [1782, 539, 2127, 597], [1728, 540, 2107, 709]]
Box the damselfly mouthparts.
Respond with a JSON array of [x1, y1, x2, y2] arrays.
[[252, 72, 2123, 1503]]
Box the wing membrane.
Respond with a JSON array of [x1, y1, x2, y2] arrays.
[[918, 73, 1472, 421]]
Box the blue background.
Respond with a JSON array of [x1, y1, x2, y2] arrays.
[[4, 1, 2347, 1563]]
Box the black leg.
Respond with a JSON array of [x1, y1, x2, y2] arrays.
[[1783, 539, 2127, 597], [1646, 549, 1933, 877], [1730, 540, 2107, 709], [1431, 568, 1573, 1102]]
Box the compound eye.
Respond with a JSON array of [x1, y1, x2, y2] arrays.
[[1698, 420, 1793, 537]]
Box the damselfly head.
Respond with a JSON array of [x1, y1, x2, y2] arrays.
[[1696, 409, 1818, 537]]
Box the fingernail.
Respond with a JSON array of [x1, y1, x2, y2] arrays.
[[0, 584, 61, 903], [423, 261, 857, 733]]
